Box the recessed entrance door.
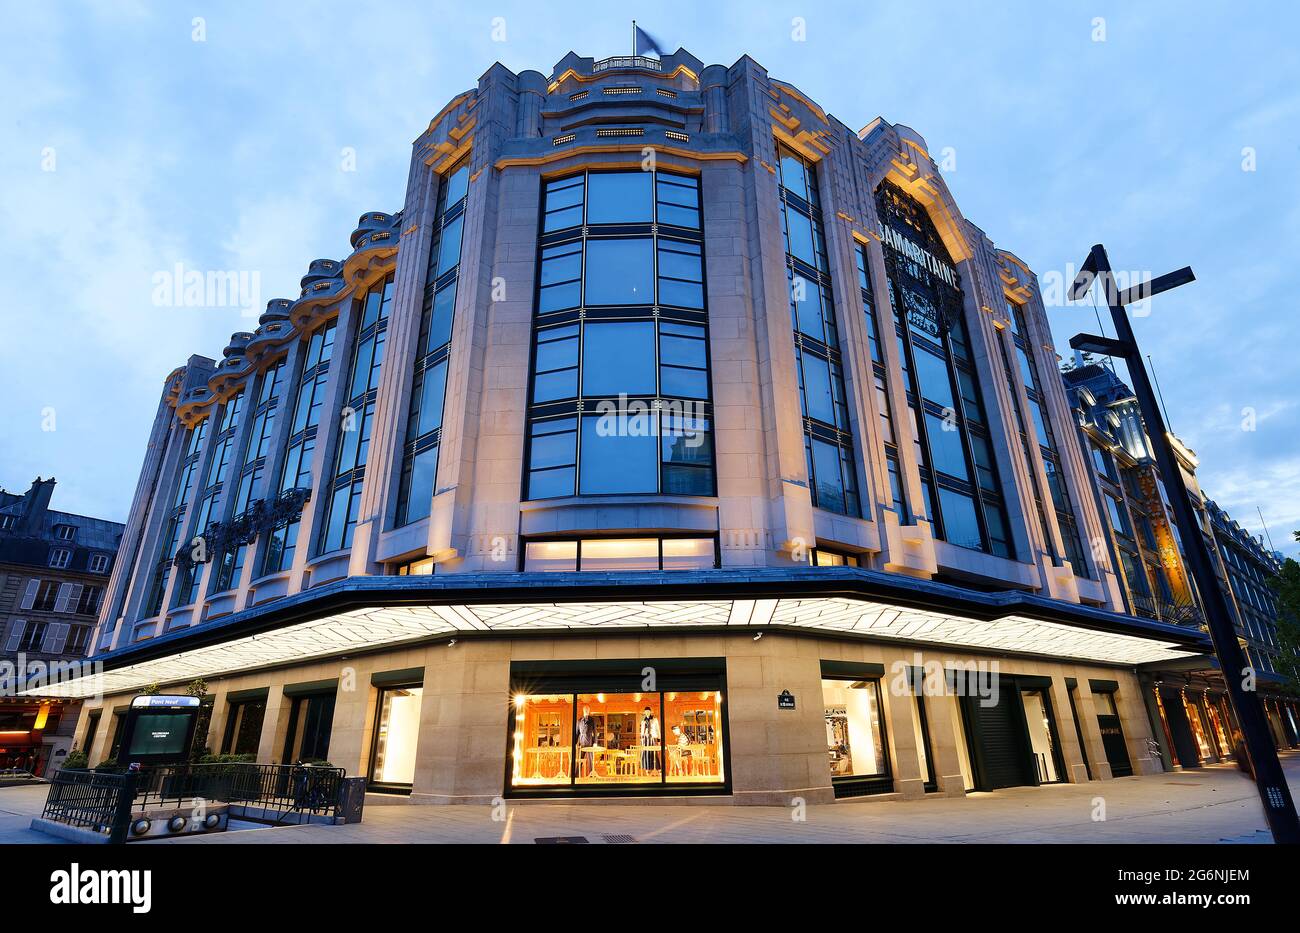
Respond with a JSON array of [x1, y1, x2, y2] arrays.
[[960, 676, 1066, 791], [282, 692, 336, 764], [1020, 688, 1063, 783], [1158, 688, 1200, 769], [1094, 691, 1132, 777], [961, 686, 1034, 790]]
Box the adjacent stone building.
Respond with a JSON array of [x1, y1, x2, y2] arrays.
[[1, 478, 123, 774], [1064, 359, 1299, 768]]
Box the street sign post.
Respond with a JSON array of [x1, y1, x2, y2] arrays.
[[1069, 243, 1299, 844]]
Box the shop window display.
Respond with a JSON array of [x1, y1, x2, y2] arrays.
[[370, 685, 423, 787], [821, 678, 889, 780], [510, 689, 724, 789], [1180, 696, 1216, 764], [1182, 694, 1215, 760]]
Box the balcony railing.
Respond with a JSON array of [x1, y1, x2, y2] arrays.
[[592, 55, 663, 73], [1130, 593, 1205, 628]]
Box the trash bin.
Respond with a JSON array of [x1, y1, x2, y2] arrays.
[[338, 776, 367, 824]]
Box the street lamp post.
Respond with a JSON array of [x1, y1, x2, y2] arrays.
[[1069, 243, 1300, 844]]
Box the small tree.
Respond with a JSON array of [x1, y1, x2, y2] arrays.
[[139, 682, 161, 696], [185, 678, 209, 698], [1274, 553, 1300, 693]]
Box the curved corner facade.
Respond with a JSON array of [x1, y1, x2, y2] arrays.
[[61, 48, 1233, 804]]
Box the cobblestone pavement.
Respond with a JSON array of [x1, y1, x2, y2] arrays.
[[3, 753, 1296, 844]]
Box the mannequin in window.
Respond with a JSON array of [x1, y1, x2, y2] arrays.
[[576, 705, 598, 778], [639, 706, 661, 774], [670, 724, 692, 776]]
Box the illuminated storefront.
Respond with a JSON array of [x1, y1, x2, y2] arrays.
[[821, 663, 892, 797], [1147, 680, 1252, 769], [369, 679, 423, 790], [507, 660, 727, 796]]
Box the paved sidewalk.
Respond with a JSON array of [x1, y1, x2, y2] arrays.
[[3, 754, 1296, 844]]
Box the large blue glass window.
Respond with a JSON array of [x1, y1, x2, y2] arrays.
[[318, 271, 391, 553], [582, 321, 656, 396], [876, 181, 1011, 557], [584, 238, 653, 306], [586, 172, 653, 224], [778, 145, 858, 517], [525, 169, 713, 499], [396, 156, 469, 526], [261, 319, 336, 575], [579, 416, 659, 494], [1007, 298, 1087, 574]]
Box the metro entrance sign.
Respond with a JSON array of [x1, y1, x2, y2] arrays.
[[115, 694, 202, 767], [1068, 243, 1300, 845]]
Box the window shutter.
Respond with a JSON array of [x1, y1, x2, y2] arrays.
[[19, 579, 39, 610], [53, 583, 73, 613], [97, 622, 117, 650], [43, 623, 69, 653], [61, 584, 83, 614], [4, 620, 26, 652]]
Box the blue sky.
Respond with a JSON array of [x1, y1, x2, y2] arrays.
[[2, 1, 1297, 557]]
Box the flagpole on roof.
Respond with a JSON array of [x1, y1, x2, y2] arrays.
[[632, 20, 636, 56]]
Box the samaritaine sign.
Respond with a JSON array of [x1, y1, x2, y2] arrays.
[[877, 221, 959, 290]]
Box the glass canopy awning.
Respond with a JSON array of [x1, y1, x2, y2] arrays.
[[26, 569, 1209, 699]]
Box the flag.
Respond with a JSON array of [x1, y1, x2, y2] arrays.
[[634, 24, 665, 57]]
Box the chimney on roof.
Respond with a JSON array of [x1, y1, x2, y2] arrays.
[[21, 477, 56, 532]]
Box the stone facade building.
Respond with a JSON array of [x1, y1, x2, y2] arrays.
[[46, 48, 1219, 803], [1, 478, 122, 775]]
